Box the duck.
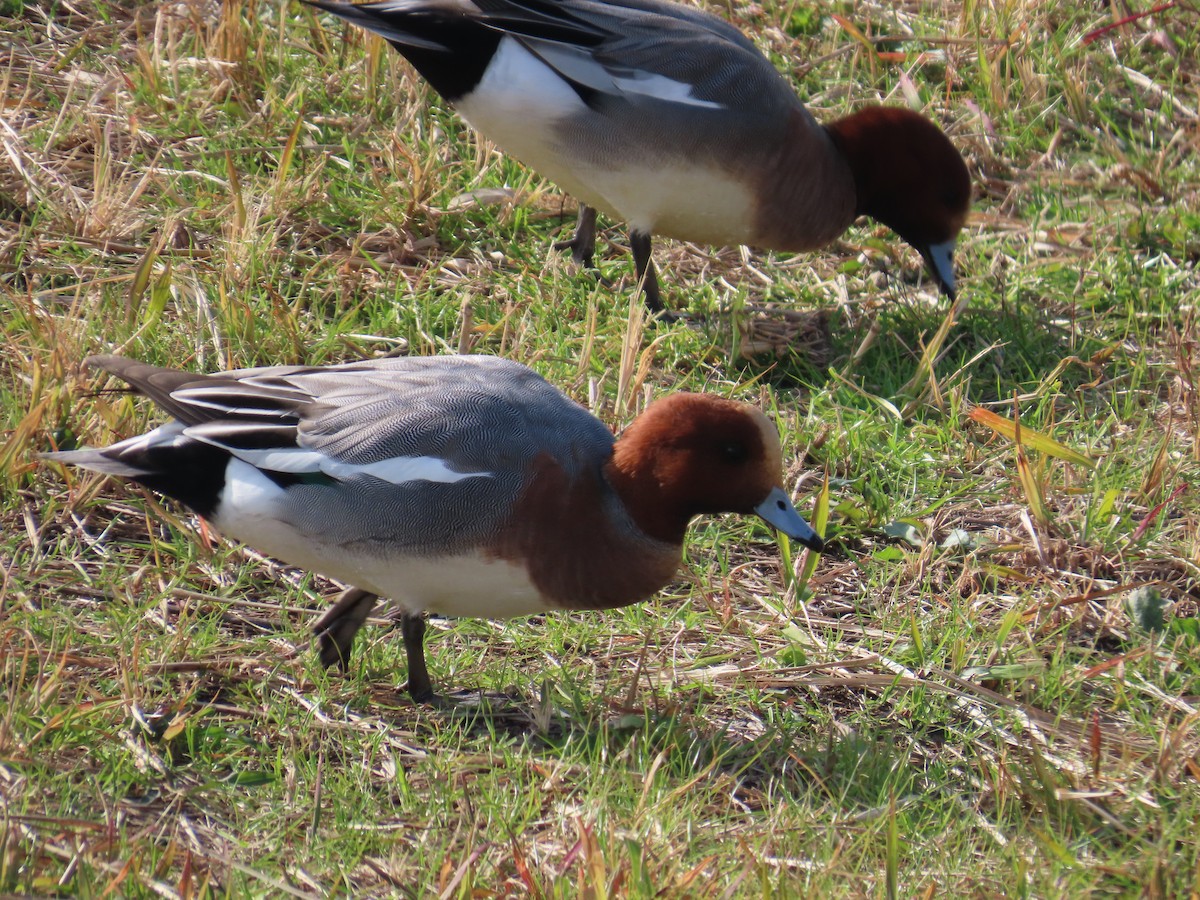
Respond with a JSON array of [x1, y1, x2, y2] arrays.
[[45, 353, 824, 700], [305, 0, 972, 313]]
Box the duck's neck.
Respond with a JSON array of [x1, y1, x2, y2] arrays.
[[750, 107, 858, 251], [491, 451, 682, 611], [603, 446, 693, 548], [824, 110, 880, 221]]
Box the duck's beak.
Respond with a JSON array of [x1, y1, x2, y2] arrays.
[[919, 239, 957, 302], [754, 486, 825, 552]]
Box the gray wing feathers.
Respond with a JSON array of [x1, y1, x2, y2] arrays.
[[88, 354, 612, 478], [229, 356, 611, 558], [525, 30, 796, 115], [557, 0, 760, 51], [480, 0, 796, 112], [86, 355, 223, 425], [60, 355, 615, 559], [313, 0, 796, 114], [307, 0, 462, 50], [283, 357, 612, 473]]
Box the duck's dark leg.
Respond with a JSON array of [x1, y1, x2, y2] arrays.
[[629, 229, 666, 314], [553, 204, 598, 268], [313, 586, 378, 671], [400, 612, 434, 702]]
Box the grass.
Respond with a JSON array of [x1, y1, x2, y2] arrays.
[[2, 0, 1199, 894]]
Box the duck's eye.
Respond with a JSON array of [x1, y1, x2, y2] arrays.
[[722, 442, 748, 464]]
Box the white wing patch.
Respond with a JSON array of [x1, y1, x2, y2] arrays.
[[526, 40, 724, 110], [609, 72, 724, 110], [218, 444, 491, 485], [182, 424, 491, 485], [322, 455, 492, 485]]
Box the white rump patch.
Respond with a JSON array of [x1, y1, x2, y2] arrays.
[[219, 458, 290, 513], [461, 37, 585, 124]]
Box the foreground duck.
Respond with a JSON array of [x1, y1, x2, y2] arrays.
[[46, 354, 824, 700], [307, 0, 972, 312]]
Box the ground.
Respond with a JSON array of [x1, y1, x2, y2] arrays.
[[1, 0, 1199, 895]]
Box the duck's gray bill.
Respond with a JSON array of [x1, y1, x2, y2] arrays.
[[920, 239, 957, 302], [754, 486, 825, 552]]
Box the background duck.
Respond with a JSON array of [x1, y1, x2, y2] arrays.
[[307, 0, 972, 312]]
